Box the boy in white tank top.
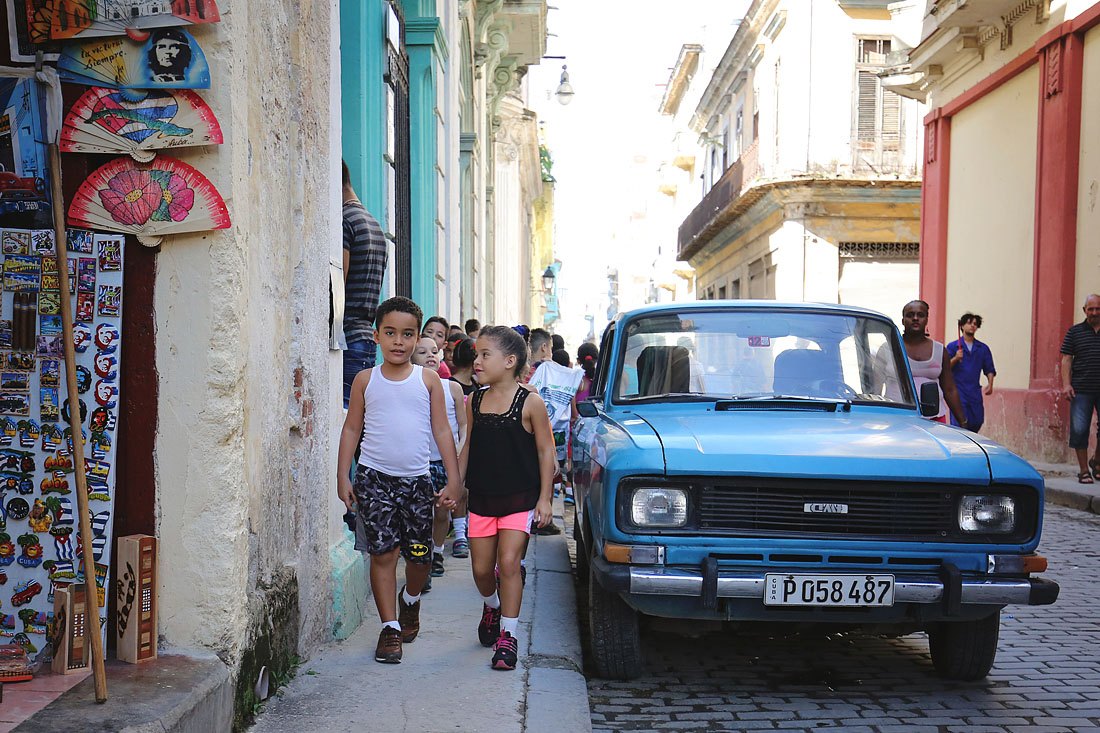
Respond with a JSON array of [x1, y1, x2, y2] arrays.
[[337, 297, 463, 665]]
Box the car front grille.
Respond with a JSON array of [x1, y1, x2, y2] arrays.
[[698, 481, 957, 540]]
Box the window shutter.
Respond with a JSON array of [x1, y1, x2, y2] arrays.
[[881, 88, 901, 150], [857, 70, 878, 142]]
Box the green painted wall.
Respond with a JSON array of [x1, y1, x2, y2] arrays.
[[341, 0, 386, 220]]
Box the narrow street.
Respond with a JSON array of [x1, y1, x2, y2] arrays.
[[568, 505, 1100, 732]]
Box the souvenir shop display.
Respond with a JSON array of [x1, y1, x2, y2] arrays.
[[67, 155, 229, 245], [115, 534, 156, 663], [40, 0, 221, 42], [61, 87, 223, 162], [57, 28, 210, 90]]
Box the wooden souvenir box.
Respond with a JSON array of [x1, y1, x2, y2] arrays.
[[115, 534, 157, 663], [51, 586, 89, 675]]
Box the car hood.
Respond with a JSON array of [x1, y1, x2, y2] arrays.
[[633, 409, 992, 483]]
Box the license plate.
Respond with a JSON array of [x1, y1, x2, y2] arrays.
[[763, 574, 895, 607]]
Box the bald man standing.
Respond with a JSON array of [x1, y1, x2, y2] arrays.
[[1061, 294, 1100, 483]]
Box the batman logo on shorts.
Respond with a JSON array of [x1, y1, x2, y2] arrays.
[[407, 542, 430, 558]]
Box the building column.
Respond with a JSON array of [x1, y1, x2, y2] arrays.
[[1031, 27, 1084, 388], [918, 110, 950, 341], [405, 15, 446, 315], [340, 0, 386, 218]]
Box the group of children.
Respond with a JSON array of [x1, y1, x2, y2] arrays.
[[337, 297, 589, 671]]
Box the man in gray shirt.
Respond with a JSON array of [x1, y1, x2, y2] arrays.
[[342, 160, 388, 407]]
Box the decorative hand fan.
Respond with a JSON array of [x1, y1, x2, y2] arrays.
[[67, 156, 230, 246], [61, 87, 222, 162], [57, 28, 210, 89], [48, 0, 221, 41]]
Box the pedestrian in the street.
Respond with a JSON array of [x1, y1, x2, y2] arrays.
[[442, 332, 464, 373], [465, 318, 481, 340], [552, 348, 571, 367], [423, 316, 453, 379], [575, 341, 599, 404], [1060, 294, 1100, 484], [445, 325, 555, 671], [946, 312, 996, 432], [341, 160, 388, 408], [410, 336, 468, 580], [877, 300, 968, 426], [449, 337, 479, 397], [337, 297, 463, 665], [529, 329, 582, 514]]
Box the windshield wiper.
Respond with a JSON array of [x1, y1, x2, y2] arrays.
[[715, 394, 852, 412], [623, 392, 716, 404]]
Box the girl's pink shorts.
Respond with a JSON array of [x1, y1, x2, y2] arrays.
[[468, 510, 534, 538]]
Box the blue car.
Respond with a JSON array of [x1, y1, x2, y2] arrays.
[[573, 301, 1059, 680]]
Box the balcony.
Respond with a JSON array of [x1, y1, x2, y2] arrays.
[[677, 141, 760, 260]]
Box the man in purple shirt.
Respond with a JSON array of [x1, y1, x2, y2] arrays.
[[946, 313, 996, 432]]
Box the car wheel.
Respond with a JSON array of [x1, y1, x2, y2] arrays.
[[927, 609, 1000, 680], [587, 547, 643, 680]]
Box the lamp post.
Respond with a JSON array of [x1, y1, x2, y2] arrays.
[[554, 64, 574, 105], [542, 266, 557, 293]]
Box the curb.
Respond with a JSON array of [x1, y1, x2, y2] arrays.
[[1046, 486, 1100, 515], [525, 504, 592, 733]]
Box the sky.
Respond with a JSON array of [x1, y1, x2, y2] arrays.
[[525, 1, 749, 349]]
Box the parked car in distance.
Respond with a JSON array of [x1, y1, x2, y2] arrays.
[[573, 301, 1059, 680]]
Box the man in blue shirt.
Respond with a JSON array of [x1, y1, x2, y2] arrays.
[[946, 313, 996, 432]]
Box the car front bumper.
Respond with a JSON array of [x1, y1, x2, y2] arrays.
[[592, 556, 1060, 608]]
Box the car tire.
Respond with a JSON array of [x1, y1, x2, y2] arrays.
[[588, 551, 643, 680], [927, 609, 1000, 680]]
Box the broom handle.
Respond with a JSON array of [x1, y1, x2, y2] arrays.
[[48, 143, 108, 703]]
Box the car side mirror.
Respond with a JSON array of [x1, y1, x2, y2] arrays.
[[919, 382, 940, 417], [576, 400, 598, 418]]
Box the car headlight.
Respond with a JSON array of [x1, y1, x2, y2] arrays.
[[959, 494, 1016, 533], [631, 488, 688, 528]]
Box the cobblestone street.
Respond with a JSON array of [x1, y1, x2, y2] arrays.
[[567, 505, 1100, 732]]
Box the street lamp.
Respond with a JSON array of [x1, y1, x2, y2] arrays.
[[555, 65, 574, 105], [542, 266, 557, 293]]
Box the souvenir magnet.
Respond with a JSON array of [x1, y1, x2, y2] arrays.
[[76, 366, 91, 394], [40, 359, 60, 388], [40, 473, 71, 495], [0, 418, 14, 446], [45, 556, 75, 580], [5, 498, 28, 521], [40, 315, 62, 337], [41, 423, 62, 452], [90, 431, 111, 460], [73, 323, 93, 353], [77, 258, 96, 293], [90, 408, 114, 433], [3, 255, 39, 292], [1, 230, 30, 255], [38, 290, 61, 316], [5, 353, 33, 371], [27, 499, 52, 533], [0, 533, 14, 566], [17, 478, 32, 495], [0, 321, 11, 349], [94, 323, 119, 352], [41, 388, 60, 422], [97, 235, 122, 271], [10, 579, 42, 606], [17, 421, 39, 450], [94, 352, 118, 380], [31, 230, 55, 256], [61, 398, 87, 425], [94, 380, 117, 407], [37, 335, 63, 357], [16, 533, 42, 568], [0, 393, 29, 417], [97, 285, 121, 317], [40, 270, 61, 291], [67, 229, 94, 254], [51, 527, 76, 561], [0, 373, 27, 391], [75, 291, 94, 323], [19, 608, 48, 635]]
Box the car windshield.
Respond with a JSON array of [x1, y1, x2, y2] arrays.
[[613, 309, 914, 407]]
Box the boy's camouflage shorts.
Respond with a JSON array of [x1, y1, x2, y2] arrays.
[[353, 465, 434, 562]]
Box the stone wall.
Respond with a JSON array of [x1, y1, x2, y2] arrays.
[[152, 0, 341, 703]]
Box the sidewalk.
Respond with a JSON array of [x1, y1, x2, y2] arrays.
[[249, 498, 591, 733], [1035, 461, 1100, 515]]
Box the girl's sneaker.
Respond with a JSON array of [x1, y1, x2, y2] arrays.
[[451, 537, 469, 558], [478, 604, 502, 647], [491, 631, 518, 671]]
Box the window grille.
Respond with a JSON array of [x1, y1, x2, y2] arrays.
[[838, 242, 919, 260]]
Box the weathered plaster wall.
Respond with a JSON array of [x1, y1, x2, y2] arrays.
[[1076, 25, 1100, 309], [154, 0, 340, 679], [945, 66, 1038, 391]]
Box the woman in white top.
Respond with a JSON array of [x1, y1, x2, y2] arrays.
[[899, 300, 968, 425]]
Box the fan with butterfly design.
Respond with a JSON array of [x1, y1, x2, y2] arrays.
[[57, 27, 210, 90], [61, 87, 222, 162], [67, 156, 230, 246]]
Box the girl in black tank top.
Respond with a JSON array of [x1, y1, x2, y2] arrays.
[[460, 326, 555, 671]]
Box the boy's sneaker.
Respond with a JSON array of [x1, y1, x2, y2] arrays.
[[491, 631, 519, 671], [478, 604, 502, 647], [431, 552, 446, 577], [397, 588, 421, 643], [563, 489, 575, 506], [451, 537, 469, 558], [375, 627, 402, 664]]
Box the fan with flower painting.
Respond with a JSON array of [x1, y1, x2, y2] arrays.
[[61, 87, 223, 162], [67, 156, 230, 245]]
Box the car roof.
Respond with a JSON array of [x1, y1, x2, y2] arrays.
[[615, 300, 895, 323]]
